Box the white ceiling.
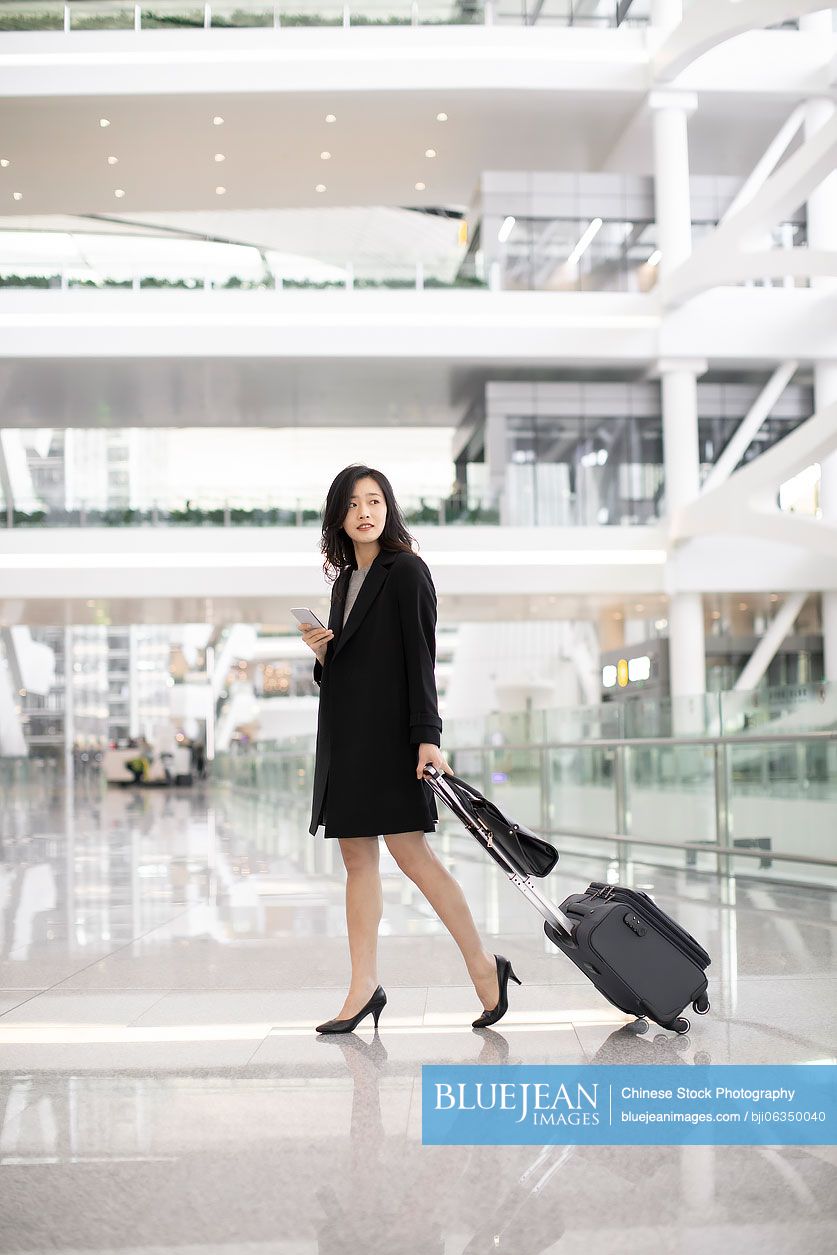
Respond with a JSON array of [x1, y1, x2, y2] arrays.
[[0, 87, 799, 218]]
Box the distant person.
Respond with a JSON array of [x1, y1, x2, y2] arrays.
[[298, 464, 521, 1036], [125, 736, 152, 785]]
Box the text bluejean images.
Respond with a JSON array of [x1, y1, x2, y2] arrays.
[[421, 1065, 837, 1146]]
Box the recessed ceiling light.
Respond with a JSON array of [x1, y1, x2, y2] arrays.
[[320, 151, 331, 160], [415, 181, 426, 191], [325, 113, 336, 123], [425, 148, 436, 158], [99, 118, 110, 128], [107, 155, 118, 165], [315, 184, 326, 193], [213, 116, 224, 125], [214, 153, 225, 162], [114, 189, 125, 198], [215, 186, 226, 195], [0, 159, 9, 167], [12, 191, 22, 200], [436, 112, 448, 122]]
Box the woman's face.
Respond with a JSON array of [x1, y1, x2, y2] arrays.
[[342, 476, 387, 544]]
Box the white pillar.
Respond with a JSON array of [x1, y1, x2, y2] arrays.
[[649, 93, 697, 280], [651, 87, 706, 700], [800, 12, 837, 682], [817, 367, 837, 680]]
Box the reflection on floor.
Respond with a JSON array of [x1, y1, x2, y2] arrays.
[[1, 776, 836, 1254]]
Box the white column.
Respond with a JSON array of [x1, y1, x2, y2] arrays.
[[651, 87, 706, 700], [818, 367, 837, 680], [800, 12, 837, 682]]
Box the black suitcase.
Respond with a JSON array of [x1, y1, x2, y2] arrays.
[[423, 765, 711, 1034]]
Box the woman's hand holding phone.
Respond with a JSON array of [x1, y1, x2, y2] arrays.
[[298, 621, 334, 664]]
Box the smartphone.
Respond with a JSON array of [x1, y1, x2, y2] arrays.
[[291, 607, 327, 630]]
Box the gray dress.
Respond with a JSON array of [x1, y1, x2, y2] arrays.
[[342, 563, 371, 627]]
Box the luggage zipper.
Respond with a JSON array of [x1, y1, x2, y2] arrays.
[[593, 884, 615, 901], [587, 883, 709, 967]]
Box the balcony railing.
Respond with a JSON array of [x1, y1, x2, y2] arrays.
[[2, 494, 501, 527], [213, 680, 837, 889], [0, 0, 651, 33], [0, 219, 807, 296]]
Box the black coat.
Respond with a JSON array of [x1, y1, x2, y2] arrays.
[[309, 547, 442, 839]]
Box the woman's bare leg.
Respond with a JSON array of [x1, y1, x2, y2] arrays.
[[383, 831, 500, 1010], [335, 835, 383, 1019]]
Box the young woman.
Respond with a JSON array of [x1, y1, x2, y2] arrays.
[[298, 464, 522, 1035]]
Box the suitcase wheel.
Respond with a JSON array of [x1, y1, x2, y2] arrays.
[[633, 1017, 649, 1035], [674, 1017, 691, 1035], [693, 994, 710, 1015]]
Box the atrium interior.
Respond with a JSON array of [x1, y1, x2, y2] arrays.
[[1, 3, 836, 1253]]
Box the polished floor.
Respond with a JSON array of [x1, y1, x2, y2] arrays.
[[1, 776, 836, 1255]]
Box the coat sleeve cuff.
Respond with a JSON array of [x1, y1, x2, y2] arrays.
[[410, 724, 442, 747]]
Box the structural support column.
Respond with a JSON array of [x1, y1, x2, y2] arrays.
[[660, 365, 707, 700], [800, 11, 837, 681], [650, 85, 706, 701]]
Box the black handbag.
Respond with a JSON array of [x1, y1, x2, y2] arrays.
[[436, 771, 559, 879]]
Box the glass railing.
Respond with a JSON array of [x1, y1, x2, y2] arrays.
[[2, 492, 500, 527], [0, 271, 488, 292], [0, 216, 805, 296], [0, 0, 650, 32], [213, 680, 837, 888]]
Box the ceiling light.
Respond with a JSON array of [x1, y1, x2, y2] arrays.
[[498, 215, 515, 243], [315, 184, 326, 193], [215, 186, 226, 195], [567, 217, 603, 266], [107, 155, 118, 165], [114, 189, 125, 198], [425, 148, 436, 158], [214, 153, 225, 162], [415, 181, 426, 191], [647, 249, 662, 266], [325, 113, 336, 123], [99, 118, 110, 128], [213, 116, 224, 125], [320, 151, 331, 160], [436, 112, 448, 122], [0, 159, 9, 167], [13, 191, 22, 200]]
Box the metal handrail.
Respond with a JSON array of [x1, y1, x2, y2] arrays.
[[222, 730, 837, 758], [545, 827, 837, 868]]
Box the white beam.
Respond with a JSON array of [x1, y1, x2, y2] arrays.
[[734, 591, 807, 691], [721, 105, 807, 225], [662, 248, 837, 305], [658, 109, 837, 308], [701, 360, 798, 493], [674, 400, 837, 558], [655, 0, 833, 82]]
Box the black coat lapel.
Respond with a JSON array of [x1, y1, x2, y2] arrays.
[[331, 548, 399, 660]]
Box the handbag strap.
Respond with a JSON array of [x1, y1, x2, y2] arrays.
[[442, 772, 492, 807]]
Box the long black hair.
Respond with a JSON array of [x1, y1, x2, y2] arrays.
[[320, 464, 416, 584]]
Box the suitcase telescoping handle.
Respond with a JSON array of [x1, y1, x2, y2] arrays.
[[422, 764, 574, 942]]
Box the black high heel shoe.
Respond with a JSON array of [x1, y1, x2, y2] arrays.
[[315, 985, 387, 1035], [472, 955, 522, 1029]]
